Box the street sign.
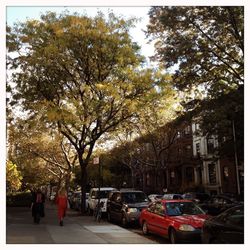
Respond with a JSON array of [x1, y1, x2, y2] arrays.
[[93, 157, 99, 165]]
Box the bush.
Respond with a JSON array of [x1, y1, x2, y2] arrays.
[[7, 191, 32, 207]]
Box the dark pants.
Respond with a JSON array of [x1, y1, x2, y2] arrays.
[[32, 203, 44, 223]]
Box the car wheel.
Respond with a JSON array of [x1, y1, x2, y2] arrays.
[[121, 214, 128, 228], [169, 228, 178, 244], [142, 221, 149, 235]]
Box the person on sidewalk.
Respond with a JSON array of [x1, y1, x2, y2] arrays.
[[31, 188, 45, 224], [56, 187, 68, 226]]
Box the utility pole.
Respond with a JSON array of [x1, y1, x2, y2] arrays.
[[232, 120, 241, 195], [93, 157, 101, 205]]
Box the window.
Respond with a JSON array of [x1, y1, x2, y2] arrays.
[[170, 170, 175, 184], [122, 192, 148, 203], [196, 142, 200, 155], [218, 207, 244, 227], [208, 163, 217, 184], [177, 131, 181, 138], [178, 148, 182, 156], [185, 145, 192, 155], [147, 202, 156, 213], [223, 166, 229, 179], [146, 173, 150, 186], [207, 138, 215, 154], [157, 173, 163, 186], [195, 123, 200, 131], [186, 167, 194, 183], [155, 202, 165, 216], [184, 125, 191, 135], [225, 208, 244, 227]]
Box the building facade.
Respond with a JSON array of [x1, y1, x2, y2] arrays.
[[131, 119, 243, 196]]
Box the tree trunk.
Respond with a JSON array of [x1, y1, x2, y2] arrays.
[[65, 171, 71, 193], [78, 154, 87, 215]]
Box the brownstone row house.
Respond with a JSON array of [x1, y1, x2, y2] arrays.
[[130, 119, 243, 197]]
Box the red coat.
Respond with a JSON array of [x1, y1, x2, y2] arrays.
[[56, 195, 67, 220]]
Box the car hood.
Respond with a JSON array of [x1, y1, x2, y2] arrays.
[[171, 214, 209, 227], [127, 202, 149, 208]]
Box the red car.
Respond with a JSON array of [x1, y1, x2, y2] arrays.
[[139, 199, 209, 243]]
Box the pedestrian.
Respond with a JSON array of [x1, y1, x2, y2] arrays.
[[31, 188, 45, 224], [56, 187, 68, 226]]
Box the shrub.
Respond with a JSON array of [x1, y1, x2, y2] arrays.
[[7, 191, 32, 207]]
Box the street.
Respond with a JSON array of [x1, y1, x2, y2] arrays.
[[6, 202, 162, 244]]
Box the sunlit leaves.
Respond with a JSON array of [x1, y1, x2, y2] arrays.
[[6, 161, 23, 192]]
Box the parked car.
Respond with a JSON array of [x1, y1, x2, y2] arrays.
[[182, 192, 210, 204], [87, 187, 117, 215], [49, 192, 56, 201], [148, 194, 163, 202], [75, 192, 89, 211], [139, 199, 209, 243], [199, 195, 241, 216], [202, 205, 244, 243], [162, 194, 183, 200], [69, 191, 81, 209], [107, 189, 150, 227]]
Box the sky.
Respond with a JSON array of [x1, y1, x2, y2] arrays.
[[6, 6, 156, 65]]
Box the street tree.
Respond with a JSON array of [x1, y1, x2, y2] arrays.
[[7, 116, 78, 191], [147, 6, 243, 99], [147, 6, 244, 165], [6, 160, 23, 193], [7, 12, 167, 213]]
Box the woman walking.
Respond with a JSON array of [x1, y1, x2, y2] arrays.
[[56, 187, 68, 226], [31, 188, 45, 224]]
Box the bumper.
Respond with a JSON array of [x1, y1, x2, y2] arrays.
[[175, 229, 202, 243], [126, 211, 141, 224]]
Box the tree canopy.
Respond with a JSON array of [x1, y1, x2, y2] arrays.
[[147, 6, 243, 99], [7, 11, 172, 213], [6, 161, 23, 193]]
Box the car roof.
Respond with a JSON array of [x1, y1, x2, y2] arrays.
[[163, 194, 182, 196], [91, 187, 116, 191], [111, 190, 145, 193], [120, 190, 145, 193], [161, 199, 193, 204]]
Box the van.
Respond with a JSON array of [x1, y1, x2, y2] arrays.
[[87, 187, 116, 214]]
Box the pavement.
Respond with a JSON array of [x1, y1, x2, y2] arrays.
[[6, 202, 157, 244]]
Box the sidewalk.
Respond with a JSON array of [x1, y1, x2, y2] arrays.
[[6, 202, 157, 244]]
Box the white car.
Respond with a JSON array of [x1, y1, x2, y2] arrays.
[[148, 194, 163, 202], [49, 192, 56, 201], [162, 193, 183, 200], [87, 187, 117, 214]]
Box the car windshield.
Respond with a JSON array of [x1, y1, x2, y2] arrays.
[[166, 202, 205, 216], [123, 192, 149, 203], [96, 190, 111, 199]]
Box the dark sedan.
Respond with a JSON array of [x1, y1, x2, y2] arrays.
[[199, 195, 241, 216], [202, 205, 244, 244]]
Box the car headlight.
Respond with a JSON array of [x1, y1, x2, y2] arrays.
[[179, 224, 195, 231], [127, 208, 138, 213]]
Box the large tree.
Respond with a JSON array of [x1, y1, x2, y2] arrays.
[[147, 6, 244, 167], [7, 12, 168, 213], [147, 6, 243, 98]]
